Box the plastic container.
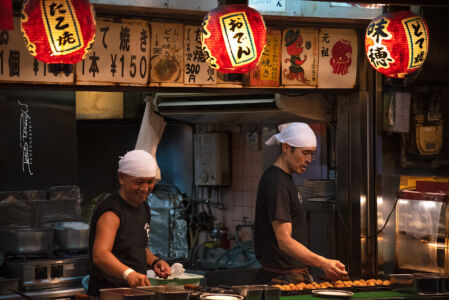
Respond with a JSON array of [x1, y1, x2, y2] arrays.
[[148, 273, 203, 286]]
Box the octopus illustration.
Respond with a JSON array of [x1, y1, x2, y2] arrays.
[[330, 39, 352, 75], [283, 29, 308, 82]]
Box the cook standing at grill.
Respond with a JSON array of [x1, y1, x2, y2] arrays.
[[87, 150, 171, 296], [254, 122, 347, 284]]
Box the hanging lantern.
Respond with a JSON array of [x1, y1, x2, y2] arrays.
[[21, 0, 96, 64], [201, 3, 266, 73], [365, 10, 429, 78]]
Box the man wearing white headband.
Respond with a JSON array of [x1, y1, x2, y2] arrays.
[[88, 150, 171, 296], [255, 123, 347, 284]]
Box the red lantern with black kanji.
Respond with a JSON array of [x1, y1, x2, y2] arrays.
[[201, 4, 266, 73], [21, 0, 96, 64], [365, 10, 429, 78]]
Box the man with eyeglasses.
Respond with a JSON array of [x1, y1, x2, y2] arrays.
[[254, 122, 347, 284]]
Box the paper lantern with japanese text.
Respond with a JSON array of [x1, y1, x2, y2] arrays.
[[21, 0, 96, 64], [365, 10, 429, 78], [201, 4, 266, 73]]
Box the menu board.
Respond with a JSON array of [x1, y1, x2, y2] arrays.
[[150, 22, 184, 83], [318, 28, 357, 88], [249, 29, 281, 87], [0, 17, 74, 84], [183, 25, 216, 85], [281, 28, 319, 87], [76, 18, 150, 85], [0, 17, 359, 89]]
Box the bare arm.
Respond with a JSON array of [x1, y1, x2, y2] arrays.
[[145, 248, 171, 279], [272, 220, 347, 280], [92, 211, 150, 287]]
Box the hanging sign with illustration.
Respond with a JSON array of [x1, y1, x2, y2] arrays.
[[76, 18, 150, 85], [281, 28, 319, 87], [150, 22, 184, 83], [318, 28, 357, 88]]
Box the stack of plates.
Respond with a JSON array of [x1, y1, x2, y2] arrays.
[[304, 180, 336, 199]]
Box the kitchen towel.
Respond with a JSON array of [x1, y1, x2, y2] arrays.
[[135, 98, 166, 181]]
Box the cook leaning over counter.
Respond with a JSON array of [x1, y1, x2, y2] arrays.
[[87, 150, 171, 296], [255, 123, 347, 284]]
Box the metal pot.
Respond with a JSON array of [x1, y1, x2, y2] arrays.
[[0, 228, 53, 255], [50, 222, 89, 251]]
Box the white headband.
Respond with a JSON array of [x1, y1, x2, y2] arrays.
[[118, 150, 157, 177], [265, 122, 317, 148]]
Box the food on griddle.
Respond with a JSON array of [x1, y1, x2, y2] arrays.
[[273, 278, 391, 291]]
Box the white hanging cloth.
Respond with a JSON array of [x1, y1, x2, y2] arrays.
[[135, 99, 166, 181]]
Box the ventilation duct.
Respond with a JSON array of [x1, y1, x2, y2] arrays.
[[154, 93, 331, 124]]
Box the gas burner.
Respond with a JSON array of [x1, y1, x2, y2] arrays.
[[1, 255, 89, 291], [53, 250, 88, 259], [5, 254, 48, 261]]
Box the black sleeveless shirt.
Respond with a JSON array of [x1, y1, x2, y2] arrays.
[[87, 192, 151, 296]]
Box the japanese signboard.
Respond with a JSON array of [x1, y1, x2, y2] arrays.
[[318, 28, 357, 88], [150, 22, 183, 83], [281, 28, 319, 87], [184, 25, 216, 85], [0, 17, 74, 83], [249, 0, 287, 13], [249, 30, 281, 87], [76, 18, 150, 85]]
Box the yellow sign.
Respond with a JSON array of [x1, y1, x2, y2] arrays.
[[219, 11, 257, 66], [41, 0, 84, 55], [260, 34, 280, 81], [402, 16, 429, 69]]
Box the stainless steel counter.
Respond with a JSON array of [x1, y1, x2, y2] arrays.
[[0, 286, 84, 300]]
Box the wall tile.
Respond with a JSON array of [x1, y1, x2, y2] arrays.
[[241, 191, 253, 207], [241, 162, 253, 177], [233, 206, 242, 222], [234, 191, 244, 207], [232, 133, 244, 148]]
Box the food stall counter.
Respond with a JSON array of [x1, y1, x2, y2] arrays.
[[280, 290, 449, 299]]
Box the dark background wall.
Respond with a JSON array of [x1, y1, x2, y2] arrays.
[[0, 89, 77, 191], [76, 119, 141, 200]]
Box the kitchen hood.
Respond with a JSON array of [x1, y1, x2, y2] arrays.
[[154, 93, 331, 124]]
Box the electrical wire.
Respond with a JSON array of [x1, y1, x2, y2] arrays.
[[335, 186, 416, 240]]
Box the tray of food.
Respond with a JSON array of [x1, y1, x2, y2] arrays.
[[273, 278, 392, 296]]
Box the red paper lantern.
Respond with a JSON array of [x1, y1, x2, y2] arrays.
[[201, 4, 266, 74], [21, 0, 96, 64], [365, 10, 429, 78]]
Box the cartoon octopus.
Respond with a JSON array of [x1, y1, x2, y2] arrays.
[[283, 29, 307, 82], [330, 39, 352, 75]]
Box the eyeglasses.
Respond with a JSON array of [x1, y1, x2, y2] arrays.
[[290, 147, 317, 161], [300, 150, 317, 161]]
